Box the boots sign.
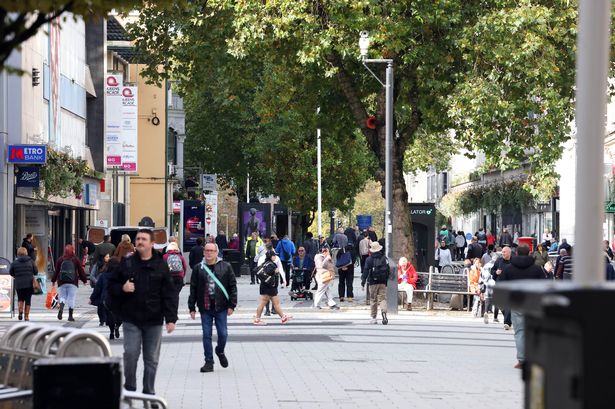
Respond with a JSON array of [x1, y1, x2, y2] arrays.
[[15, 166, 40, 188], [7, 145, 47, 164]]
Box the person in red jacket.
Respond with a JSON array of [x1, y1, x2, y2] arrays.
[[52, 244, 87, 321], [397, 257, 418, 311]]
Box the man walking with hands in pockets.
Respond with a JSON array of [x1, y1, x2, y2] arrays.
[[107, 229, 178, 401], [189, 242, 238, 373]]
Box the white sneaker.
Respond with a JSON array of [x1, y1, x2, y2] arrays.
[[483, 313, 489, 324], [504, 324, 511, 331], [369, 318, 377, 324]]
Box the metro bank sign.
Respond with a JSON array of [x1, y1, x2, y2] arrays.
[[7, 145, 47, 164]]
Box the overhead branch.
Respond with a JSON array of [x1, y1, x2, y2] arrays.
[[0, 2, 75, 70]]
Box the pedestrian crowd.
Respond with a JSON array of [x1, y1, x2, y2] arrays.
[[13, 222, 613, 399]]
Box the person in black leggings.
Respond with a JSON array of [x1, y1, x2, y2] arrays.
[[9, 247, 37, 321]]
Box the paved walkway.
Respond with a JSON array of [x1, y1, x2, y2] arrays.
[[0, 275, 523, 409]]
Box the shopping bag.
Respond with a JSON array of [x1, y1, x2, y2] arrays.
[[36, 274, 47, 295], [46, 286, 57, 310]]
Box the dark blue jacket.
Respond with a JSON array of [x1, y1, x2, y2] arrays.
[[90, 270, 111, 307], [292, 255, 314, 273]]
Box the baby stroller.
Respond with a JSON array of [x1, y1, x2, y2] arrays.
[[289, 267, 313, 301]]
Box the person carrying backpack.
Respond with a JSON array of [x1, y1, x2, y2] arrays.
[[163, 242, 187, 294], [361, 241, 390, 325], [52, 244, 87, 321]]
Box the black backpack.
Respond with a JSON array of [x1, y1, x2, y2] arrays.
[[369, 256, 390, 284], [59, 259, 76, 283]]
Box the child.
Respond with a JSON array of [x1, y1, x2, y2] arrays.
[[480, 263, 496, 324], [469, 258, 482, 317]]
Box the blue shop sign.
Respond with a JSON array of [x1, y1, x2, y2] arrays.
[[15, 166, 40, 188], [7, 145, 47, 164]]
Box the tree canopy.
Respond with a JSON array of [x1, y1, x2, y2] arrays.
[[130, 0, 584, 259]]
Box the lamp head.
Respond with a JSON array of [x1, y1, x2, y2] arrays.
[[359, 31, 370, 58]]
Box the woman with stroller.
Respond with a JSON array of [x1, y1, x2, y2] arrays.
[[90, 256, 122, 339], [397, 257, 418, 311], [253, 251, 292, 325]]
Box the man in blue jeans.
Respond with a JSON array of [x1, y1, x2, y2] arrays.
[[189, 242, 238, 372], [498, 244, 545, 368], [107, 229, 178, 400]]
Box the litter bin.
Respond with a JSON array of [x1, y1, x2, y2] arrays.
[[222, 249, 241, 277], [518, 237, 535, 252], [494, 280, 615, 409]]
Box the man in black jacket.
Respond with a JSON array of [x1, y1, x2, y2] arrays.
[[189, 242, 238, 373], [466, 236, 483, 260], [490, 246, 513, 328], [499, 244, 545, 368], [189, 237, 205, 269], [108, 229, 178, 398]]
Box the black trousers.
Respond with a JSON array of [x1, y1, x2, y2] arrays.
[[494, 307, 512, 325], [104, 306, 122, 331], [338, 266, 354, 298], [249, 259, 257, 283], [360, 255, 368, 274], [16, 288, 34, 306], [282, 261, 291, 285]]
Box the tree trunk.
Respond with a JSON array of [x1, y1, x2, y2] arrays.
[[332, 54, 415, 265], [374, 124, 415, 266]]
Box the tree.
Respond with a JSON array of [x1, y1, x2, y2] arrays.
[[0, 0, 175, 71], [130, 0, 585, 263], [128, 4, 374, 237]]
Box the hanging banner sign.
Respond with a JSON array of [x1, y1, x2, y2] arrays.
[[121, 86, 138, 172], [204, 193, 218, 236], [15, 166, 40, 187], [105, 74, 123, 170]]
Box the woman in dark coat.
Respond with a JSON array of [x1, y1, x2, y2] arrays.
[[90, 256, 122, 339], [9, 247, 37, 320]]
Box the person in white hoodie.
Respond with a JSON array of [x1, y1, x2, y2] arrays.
[[435, 240, 453, 272]]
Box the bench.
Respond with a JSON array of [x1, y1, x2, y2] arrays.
[[397, 272, 430, 308], [396, 267, 473, 310], [0, 323, 168, 409]]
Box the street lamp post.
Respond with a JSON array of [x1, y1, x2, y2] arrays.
[[359, 31, 397, 314], [317, 107, 322, 238]]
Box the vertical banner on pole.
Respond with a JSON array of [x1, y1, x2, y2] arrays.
[[105, 74, 123, 170], [121, 86, 138, 172], [204, 194, 218, 237]]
